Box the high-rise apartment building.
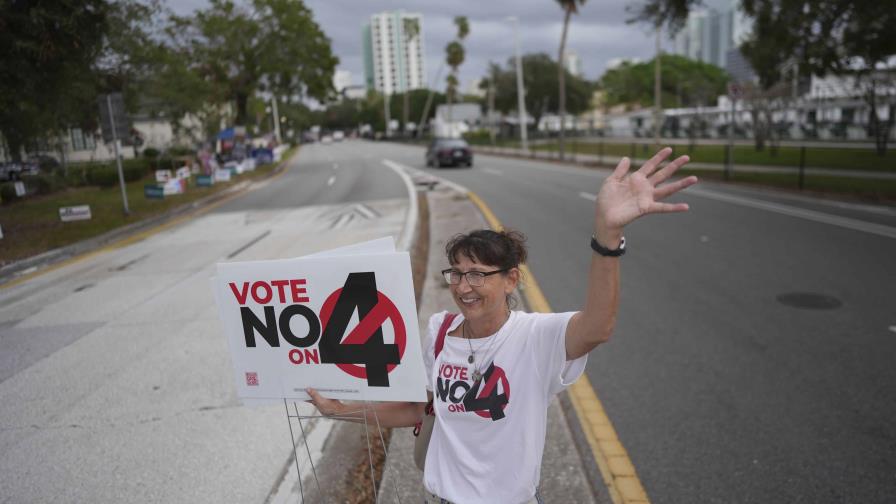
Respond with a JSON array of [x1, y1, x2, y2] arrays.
[[672, 0, 751, 70], [564, 51, 583, 78], [362, 11, 426, 96]]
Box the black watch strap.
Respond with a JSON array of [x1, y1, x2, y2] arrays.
[[590, 235, 626, 257]]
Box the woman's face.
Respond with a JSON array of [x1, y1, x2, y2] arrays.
[[448, 254, 519, 322]]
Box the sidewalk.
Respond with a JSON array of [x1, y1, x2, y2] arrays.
[[377, 168, 607, 503], [474, 145, 896, 181]]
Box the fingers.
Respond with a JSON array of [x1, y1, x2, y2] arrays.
[[654, 175, 698, 200], [611, 156, 631, 180], [648, 155, 690, 185], [635, 147, 673, 177], [649, 201, 690, 213]]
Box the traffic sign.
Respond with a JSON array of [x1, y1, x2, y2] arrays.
[[97, 93, 131, 145]]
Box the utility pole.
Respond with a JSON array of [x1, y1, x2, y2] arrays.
[[653, 25, 662, 148], [106, 94, 130, 216], [271, 96, 282, 144], [509, 16, 528, 152]]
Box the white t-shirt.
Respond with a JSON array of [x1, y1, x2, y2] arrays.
[[422, 310, 587, 504]]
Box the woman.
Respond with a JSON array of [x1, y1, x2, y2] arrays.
[[308, 147, 697, 503]]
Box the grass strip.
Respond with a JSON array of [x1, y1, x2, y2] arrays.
[[0, 148, 296, 265]]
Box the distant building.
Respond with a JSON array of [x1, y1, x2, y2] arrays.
[[362, 11, 426, 96], [672, 0, 751, 70], [564, 51, 582, 78], [333, 70, 353, 94]]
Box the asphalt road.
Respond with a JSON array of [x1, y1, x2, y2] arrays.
[[363, 140, 896, 503], [0, 143, 408, 503]]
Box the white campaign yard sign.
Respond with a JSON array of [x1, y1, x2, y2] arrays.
[[213, 239, 425, 404]]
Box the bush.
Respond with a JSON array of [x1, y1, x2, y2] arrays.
[[142, 147, 160, 159], [462, 130, 491, 145], [85, 162, 147, 187], [21, 173, 63, 195], [167, 146, 194, 156], [1, 183, 20, 204]]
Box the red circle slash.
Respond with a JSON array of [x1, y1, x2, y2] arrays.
[[319, 289, 407, 379]]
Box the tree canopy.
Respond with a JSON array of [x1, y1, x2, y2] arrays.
[[600, 54, 728, 109], [175, 0, 338, 126], [488, 53, 593, 125]]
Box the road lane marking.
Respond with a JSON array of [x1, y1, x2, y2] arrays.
[[226, 230, 271, 259], [580, 192, 597, 201], [889, 326, 896, 334], [327, 176, 336, 186], [466, 190, 648, 504], [482, 167, 503, 176], [381, 159, 419, 252], [686, 188, 896, 239]]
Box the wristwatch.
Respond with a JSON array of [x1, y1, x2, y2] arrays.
[[590, 235, 626, 257]]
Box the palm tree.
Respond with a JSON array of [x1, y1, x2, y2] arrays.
[[556, 0, 586, 160], [402, 17, 420, 136], [444, 16, 469, 126]]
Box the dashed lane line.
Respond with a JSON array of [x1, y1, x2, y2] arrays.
[[327, 176, 336, 186]]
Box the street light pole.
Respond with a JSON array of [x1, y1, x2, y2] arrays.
[[653, 25, 662, 148], [509, 16, 529, 152], [271, 96, 282, 144]]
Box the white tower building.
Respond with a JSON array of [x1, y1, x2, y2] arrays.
[[362, 11, 426, 95]]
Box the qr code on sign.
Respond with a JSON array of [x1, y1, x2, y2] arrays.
[[245, 372, 259, 386]]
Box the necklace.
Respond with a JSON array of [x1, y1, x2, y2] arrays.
[[463, 311, 510, 382]]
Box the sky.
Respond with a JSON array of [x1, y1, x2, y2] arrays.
[[169, 0, 737, 93]]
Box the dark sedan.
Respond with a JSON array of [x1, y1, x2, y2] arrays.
[[425, 138, 473, 168]]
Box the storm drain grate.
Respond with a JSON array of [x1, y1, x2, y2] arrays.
[[776, 292, 842, 310]]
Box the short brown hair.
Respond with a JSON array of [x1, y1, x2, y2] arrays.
[[445, 229, 528, 269]]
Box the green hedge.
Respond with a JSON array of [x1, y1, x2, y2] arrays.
[[1, 182, 20, 204], [21, 173, 64, 195], [85, 160, 148, 187]]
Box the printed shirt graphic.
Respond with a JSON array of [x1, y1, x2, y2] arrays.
[[422, 310, 587, 504]]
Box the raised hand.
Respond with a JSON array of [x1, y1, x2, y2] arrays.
[[594, 147, 698, 240]]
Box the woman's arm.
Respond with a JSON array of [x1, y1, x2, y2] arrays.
[[306, 388, 428, 428], [565, 148, 697, 360]]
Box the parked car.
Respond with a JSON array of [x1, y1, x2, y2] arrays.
[[321, 135, 333, 145], [425, 138, 473, 168], [333, 131, 344, 142]]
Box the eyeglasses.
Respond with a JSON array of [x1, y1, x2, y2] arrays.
[[441, 268, 509, 287]]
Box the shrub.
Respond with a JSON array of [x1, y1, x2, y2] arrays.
[[85, 162, 146, 187], [21, 173, 63, 195], [142, 147, 160, 159], [462, 130, 491, 145], [0, 183, 20, 204], [167, 146, 194, 156]]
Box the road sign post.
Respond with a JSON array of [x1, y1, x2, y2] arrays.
[[98, 93, 131, 215]]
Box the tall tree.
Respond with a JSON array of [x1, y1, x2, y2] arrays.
[[600, 55, 727, 109], [177, 0, 338, 126], [626, 0, 703, 33], [402, 17, 420, 135], [555, 0, 586, 159], [741, 0, 896, 155], [0, 0, 108, 160], [489, 54, 592, 127], [444, 16, 469, 123]]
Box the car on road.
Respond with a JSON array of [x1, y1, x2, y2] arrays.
[[333, 131, 344, 142], [321, 135, 333, 145], [425, 138, 473, 168]]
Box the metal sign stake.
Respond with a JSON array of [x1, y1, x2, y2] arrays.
[[106, 94, 130, 215]]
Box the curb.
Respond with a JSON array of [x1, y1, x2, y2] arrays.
[[0, 150, 298, 288]]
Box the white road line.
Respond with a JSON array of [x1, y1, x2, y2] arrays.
[[483, 167, 503, 176], [579, 192, 597, 201], [327, 176, 335, 186], [687, 188, 896, 239], [889, 326, 896, 334], [381, 159, 419, 252]]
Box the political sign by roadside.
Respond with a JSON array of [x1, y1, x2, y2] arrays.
[[163, 178, 186, 196], [155, 169, 173, 183], [214, 168, 232, 182], [59, 205, 92, 222], [176, 166, 191, 179], [212, 237, 425, 404], [14, 181, 25, 197], [196, 175, 214, 187], [144, 184, 164, 199]]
